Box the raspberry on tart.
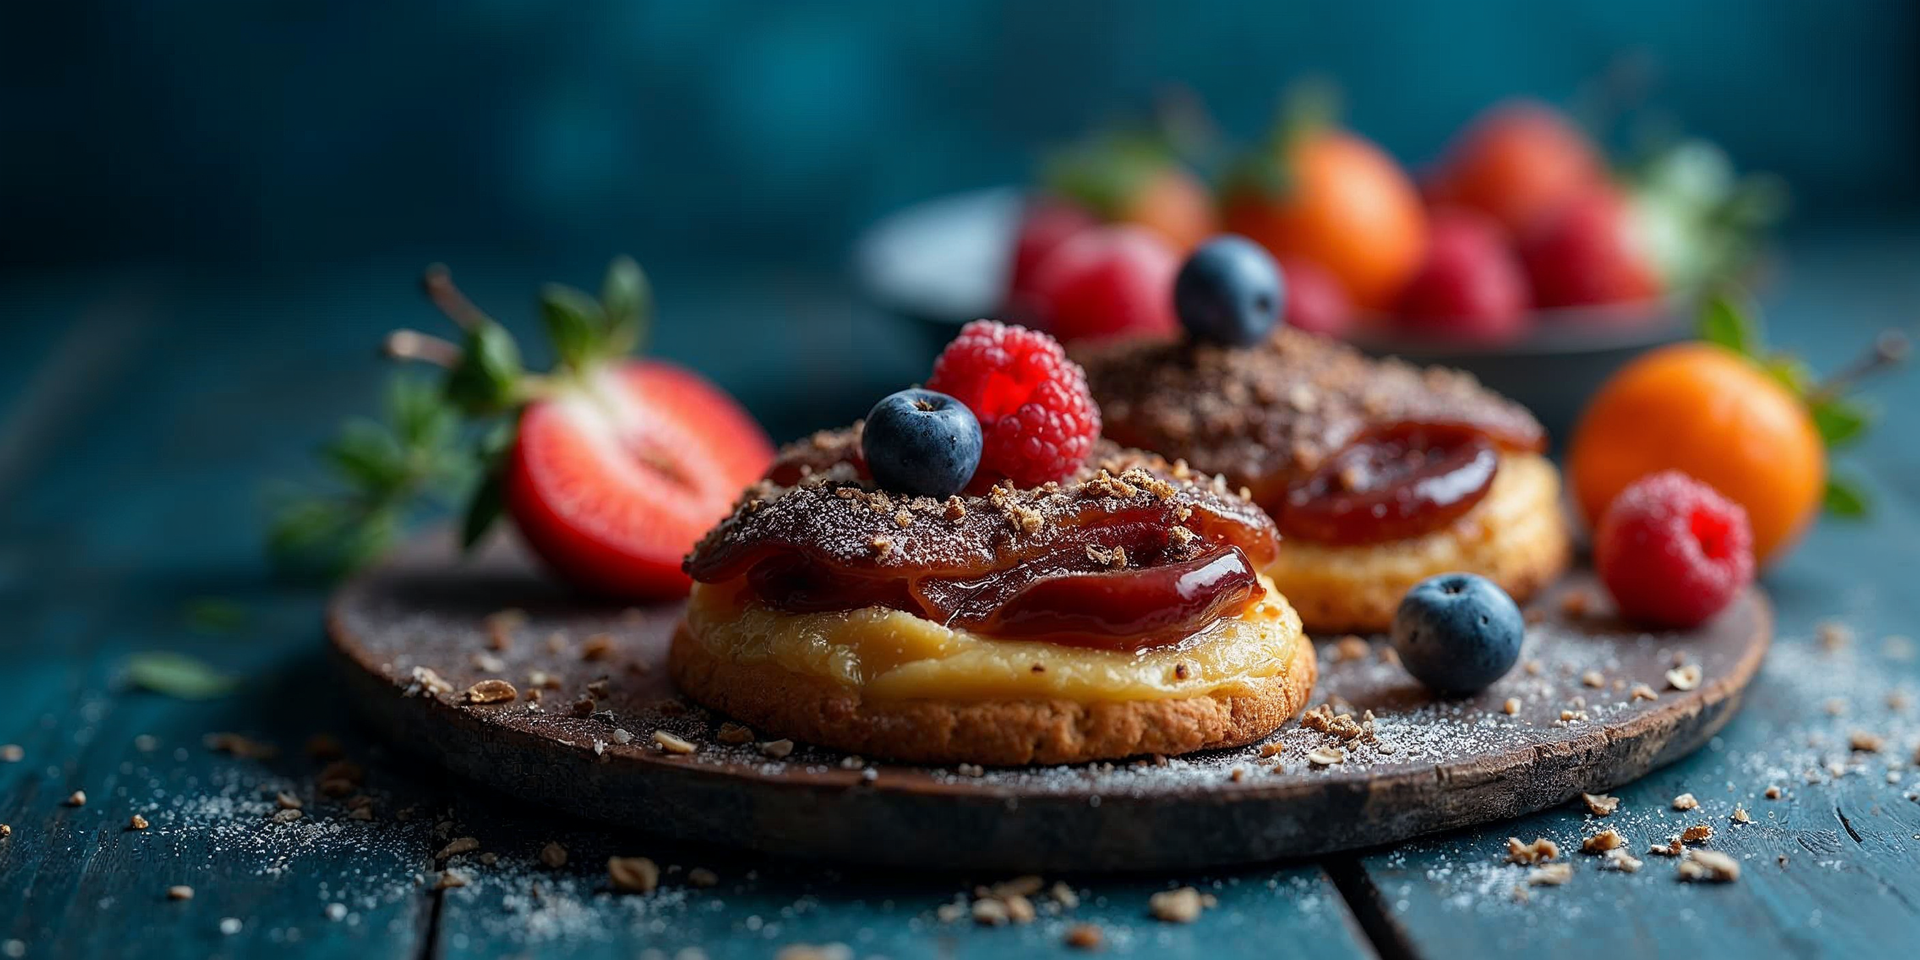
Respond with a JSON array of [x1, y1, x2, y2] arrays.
[[672, 430, 1315, 765], [1076, 327, 1571, 633]]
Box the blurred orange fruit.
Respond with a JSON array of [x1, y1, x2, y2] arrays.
[[1567, 342, 1825, 565], [1425, 100, 1605, 239], [1223, 129, 1427, 310], [1121, 166, 1215, 253]]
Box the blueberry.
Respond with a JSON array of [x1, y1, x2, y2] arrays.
[[861, 389, 982, 498], [1173, 235, 1285, 346], [1389, 572, 1524, 696]]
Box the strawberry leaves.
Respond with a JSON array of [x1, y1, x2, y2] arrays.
[[271, 257, 654, 577], [1695, 291, 1906, 518]]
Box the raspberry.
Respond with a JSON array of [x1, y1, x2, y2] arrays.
[[926, 320, 1101, 487], [1594, 471, 1754, 628]]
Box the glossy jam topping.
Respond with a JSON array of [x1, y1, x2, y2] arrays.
[[684, 437, 1281, 650], [1276, 422, 1499, 545]]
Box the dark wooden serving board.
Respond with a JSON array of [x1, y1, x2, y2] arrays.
[[328, 532, 1771, 873]]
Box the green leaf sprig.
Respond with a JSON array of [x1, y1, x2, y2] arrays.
[[1696, 290, 1908, 517], [269, 257, 652, 577], [126, 651, 240, 700]]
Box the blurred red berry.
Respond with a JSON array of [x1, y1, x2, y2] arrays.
[[1275, 256, 1354, 337], [1521, 186, 1662, 310], [1425, 100, 1606, 239], [1594, 470, 1755, 629], [1026, 225, 1180, 344], [926, 320, 1101, 486], [1393, 208, 1530, 342], [1006, 196, 1097, 316]]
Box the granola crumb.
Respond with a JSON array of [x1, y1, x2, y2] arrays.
[[1051, 881, 1080, 908], [1526, 862, 1573, 886], [688, 867, 719, 888], [1581, 670, 1605, 688], [580, 633, 615, 661], [1629, 683, 1659, 702], [652, 730, 697, 755], [1817, 619, 1852, 651], [270, 808, 303, 824], [1506, 837, 1560, 865], [1666, 664, 1703, 691], [1671, 792, 1699, 811], [1764, 785, 1782, 800], [436, 837, 479, 860], [1305, 746, 1345, 767], [65, 791, 86, 807], [1649, 837, 1684, 857], [1333, 635, 1370, 662], [1561, 589, 1594, 618], [1064, 923, 1104, 950], [1849, 730, 1885, 753], [1678, 849, 1740, 882], [433, 871, 469, 890], [167, 885, 194, 901], [1681, 823, 1715, 843], [1148, 887, 1215, 923], [129, 814, 149, 830], [1580, 792, 1619, 816], [970, 898, 1009, 926], [539, 842, 568, 868], [1580, 829, 1625, 853], [1604, 848, 1644, 873], [607, 856, 659, 893], [759, 739, 795, 759], [1502, 698, 1521, 716], [460, 678, 518, 704], [715, 722, 754, 745], [1732, 805, 1752, 824]]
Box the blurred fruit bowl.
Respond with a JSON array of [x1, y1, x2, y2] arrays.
[[854, 186, 1689, 437]]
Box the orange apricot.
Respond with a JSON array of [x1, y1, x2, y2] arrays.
[[1223, 129, 1427, 310], [1567, 342, 1825, 565]]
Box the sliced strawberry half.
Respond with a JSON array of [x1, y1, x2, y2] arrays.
[[506, 360, 773, 599]]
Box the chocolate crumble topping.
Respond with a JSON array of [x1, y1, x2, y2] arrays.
[[1076, 328, 1545, 504]]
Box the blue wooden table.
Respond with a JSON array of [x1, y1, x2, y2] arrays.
[[2, 227, 1917, 958]]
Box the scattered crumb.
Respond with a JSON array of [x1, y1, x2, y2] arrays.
[[1333, 636, 1370, 662], [1649, 838, 1685, 857], [1581, 829, 1625, 853], [539, 842, 568, 869], [129, 814, 149, 830], [1850, 730, 1885, 753], [580, 633, 615, 661], [166, 885, 193, 901], [1671, 793, 1699, 811], [1580, 793, 1619, 816], [1526, 863, 1573, 886], [1666, 664, 1702, 691], [1678, 849, 1741, 883], [1817, 620, 1852, 651], [688, 867, 719, 888], [436, 837, 479, 860], [715, 722, 754, 745], [652, 730, 697, 755], [1732, 805, 1752, 824], [1681, 823, 1714, 844], [1305, 747, 1345, 767], [759, 739, 795, 759], [1630, 683, 1659, 702], [1604, 848, 1644, 873], [433, 871, 469, 890], [1064, 923, 1104, 950], [1581, 670, 1605, 688], [65, 791, 86, 807], [607, 857, 659, 893], [1765, 785, 1782, 800], [1148, 887, 1215, 923], [1506, 837, 1560, 865], [1503, 698, 1521, 716]]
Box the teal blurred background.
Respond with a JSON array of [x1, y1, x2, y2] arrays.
[[3, 0, 1917, 273]]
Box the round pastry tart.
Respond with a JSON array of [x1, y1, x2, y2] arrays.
[[1078, 327, 1572, 634], [674, 430, 1315, 765]]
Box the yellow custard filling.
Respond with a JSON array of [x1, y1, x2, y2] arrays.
[[683, 576, 1303, 703]]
